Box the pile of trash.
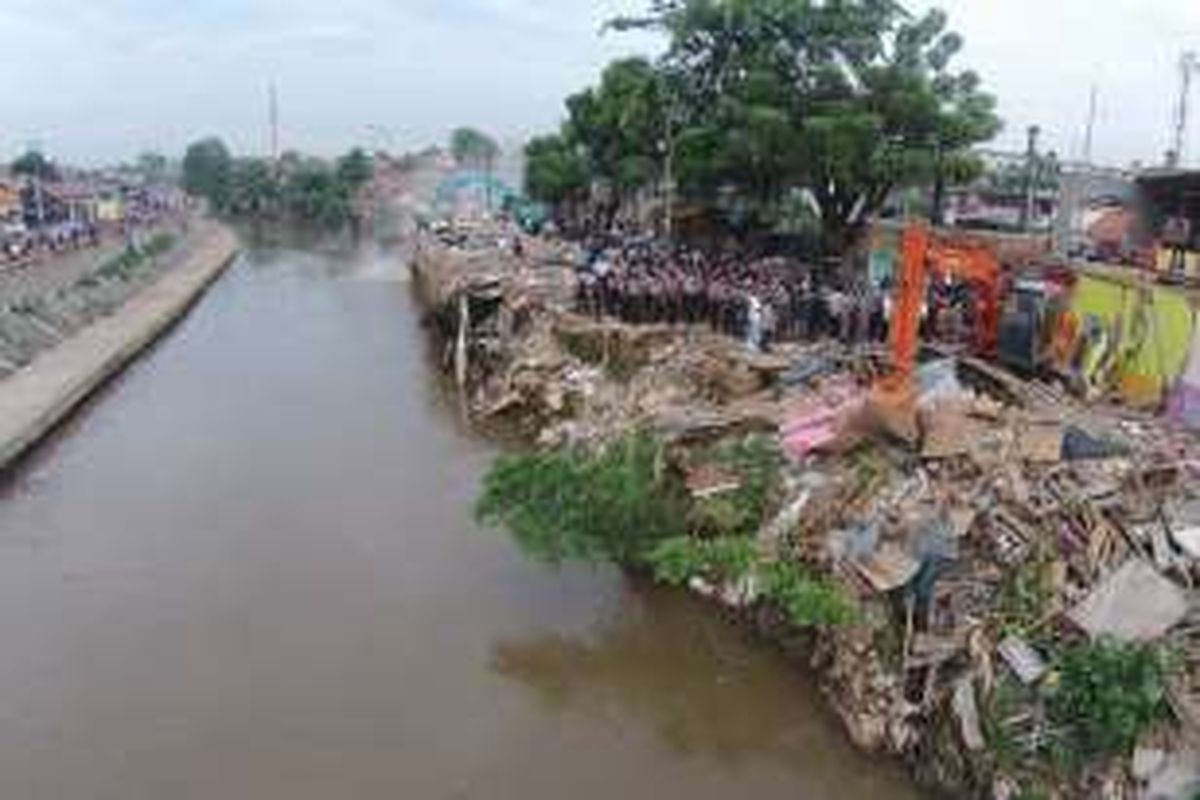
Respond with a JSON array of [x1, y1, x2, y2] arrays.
[[757, 355, 1200, 797], [413, 227, 1200, 798]]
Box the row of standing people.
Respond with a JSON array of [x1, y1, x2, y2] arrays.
[[575, 243, 891, 348]]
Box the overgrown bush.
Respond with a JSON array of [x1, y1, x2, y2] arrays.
[[645, 535, 757, 586], [759, 561, 857, 629], [690, 435, 782, 538], [475, 431, 686, 565], [645, 536, 854, 629], [1046, 639, 1171, 761]]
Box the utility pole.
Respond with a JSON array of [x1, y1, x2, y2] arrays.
[[268, 81, 280, 162], [1169, 52, 1199, 168], [1083, 83, 1098, 164], [1020, 125, 1041, 232]]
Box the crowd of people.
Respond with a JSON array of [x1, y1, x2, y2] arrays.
[[575, 237, 892, 351]]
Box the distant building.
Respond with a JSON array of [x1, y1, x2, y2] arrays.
[[944, 150, 1060, 233], [0, 179, 21, 223], [1138, 168, 1200, 279]]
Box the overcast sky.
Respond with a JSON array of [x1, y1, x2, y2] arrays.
[[3, 0, 1199, 168]]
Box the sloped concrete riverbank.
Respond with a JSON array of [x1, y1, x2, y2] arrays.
[[0, 223, 237, 471]]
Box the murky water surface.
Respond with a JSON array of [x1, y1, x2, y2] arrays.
[[0, 245, 921, 799]]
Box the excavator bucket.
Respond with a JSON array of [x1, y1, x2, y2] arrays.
[[867, 376, 920, 444]]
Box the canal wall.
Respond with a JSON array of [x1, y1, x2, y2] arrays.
[[0, 224, 239, 472]]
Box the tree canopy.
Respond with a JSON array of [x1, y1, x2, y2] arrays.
[[11, 150, 58, 181], [181, 137, 373, 229], [182, 137, 234, 209], [336, 148, 374, 193], [526, 0, 1001, 250], [450, 127, 500, 171]]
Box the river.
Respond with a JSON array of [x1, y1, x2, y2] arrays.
[[0, 243, 921, 800]]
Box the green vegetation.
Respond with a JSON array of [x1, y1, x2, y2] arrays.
[[478, 430, 852, 630], [450, 127, 501, 173], [475, 431, 686, 565], [182, 138, 372, 229], [182, 137, 234, 209], [646, 535, 757, 586], [645, 536, 854, 629], [1046, 639, 1172, 761], [981, 640, 1174, 791], [525, 0, 1001, 249], [759, 561, 857, 628], [692, 435, 782, 538], [995, 556, 1057, 637], [92, 233, 175, 282], [11, 149, 58, 181]]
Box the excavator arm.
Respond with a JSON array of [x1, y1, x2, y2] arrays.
[[871, 222, 1003, 442]]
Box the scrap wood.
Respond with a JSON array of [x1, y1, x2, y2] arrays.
[[854, 542, 921, 594], [952, 677, 986, 751], [908, 631, 967, 669], [959, 355, 1032, 407], [1017, 420, 1065, 463], [685, 463, 743, 498], [987, 507, 1036, 566]]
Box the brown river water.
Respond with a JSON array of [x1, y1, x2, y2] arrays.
[[0, 244, 922, 800]]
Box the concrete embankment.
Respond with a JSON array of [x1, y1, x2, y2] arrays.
[[0, 225, 238, 471]]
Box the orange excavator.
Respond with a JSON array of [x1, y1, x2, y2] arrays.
[[870, 222, 1003, 441]]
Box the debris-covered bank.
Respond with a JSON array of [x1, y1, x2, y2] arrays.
[[411, 222, 1200, 800]]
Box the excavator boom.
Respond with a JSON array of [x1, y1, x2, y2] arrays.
[[870, 222, 1003, 442]]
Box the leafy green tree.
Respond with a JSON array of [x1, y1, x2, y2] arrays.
[[450, 127, 500, 171], [182, 137, 233, 209], [227, 158, 281, 216], [283, 161, 351, 228], [335, 147, 374, 192], [523, 134, 588, 223], [565, 57, 668, 223], [136, 152, 170, 183], [610, 0, 1002, 249], [11, 150, 57, 181]]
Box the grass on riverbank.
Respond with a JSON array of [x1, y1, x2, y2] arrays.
[[476, 430, 855, 630]]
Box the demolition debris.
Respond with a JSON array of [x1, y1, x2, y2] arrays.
[[413, 217, 1200, 800]]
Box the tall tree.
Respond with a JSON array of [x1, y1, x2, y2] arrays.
[[611, 0, 1002, 249], [182, 137, 233, 209], [137, 151, 170, 183], [523, 134, 588, 225], [335, 148, 374, 192], [564, 57, 668, 224], [450, 128, 500, 172], [11, 150, 57, 181]]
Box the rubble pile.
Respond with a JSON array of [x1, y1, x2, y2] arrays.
[[413, 225, 1200, 798]]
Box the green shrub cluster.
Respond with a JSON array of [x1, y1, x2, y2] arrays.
[[758, 561, 857, 628], [644, 536, 854, 629], [691, 435, 782, 538], [92, 234, 176, 282], [644, 536, 757, 586], [475, 431, 686, 564], [1046, 639, 1171, 761]]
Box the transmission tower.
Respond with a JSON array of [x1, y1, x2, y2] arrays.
[[1169, 51, 1199, 167], [268, 82, 279, 162]]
